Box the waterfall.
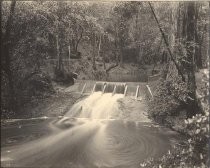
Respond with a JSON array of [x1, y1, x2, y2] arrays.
[[64, 92, 124, 119], [95, 82, 104, 92], [112, 85, 117, 95], [115, 83, 126, 94], [88, 81, 143, 98], [90, 82, 127, 95], [104, 83, 115, 93]]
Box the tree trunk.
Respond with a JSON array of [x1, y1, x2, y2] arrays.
[[182, 4, 187, 39], [72, 39, 76, 52], [113, 23, 120, 66], [75, 26, 83, 53], [56, 34, 62, 71], [92, 33, 96, 70], [2, 0, 17, 112], [102, 58, 106, 70], [198, 24, 207, 69], [100, 35, 107, 70], [118, 18, 124, 67], [161, 52, 169, 79], [194, 3, 203, 69], [97, 34, 101, 58], [68, 45, 71, 71], [119, 46, 123, 67], [0, 1, 2, 45], [185, 2, 200, 118], [176, 2, 181, 42]]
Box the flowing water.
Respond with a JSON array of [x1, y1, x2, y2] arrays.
[[1, 91, 181, 168]]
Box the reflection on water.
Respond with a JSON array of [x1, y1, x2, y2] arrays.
[[1, 92, 180, 168]]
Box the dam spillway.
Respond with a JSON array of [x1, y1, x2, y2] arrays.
[[74, 80, 149, 99]]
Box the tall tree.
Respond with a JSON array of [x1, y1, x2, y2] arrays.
[[2, 0, 17, 112], [185, 2, 200, 118]]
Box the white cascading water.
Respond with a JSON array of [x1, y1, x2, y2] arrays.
[[65, 92, 124, 119]]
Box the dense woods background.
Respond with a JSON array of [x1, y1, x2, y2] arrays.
[[1, 1, 209, 167]]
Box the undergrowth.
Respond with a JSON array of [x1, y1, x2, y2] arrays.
[[145, 70, 209, 167]]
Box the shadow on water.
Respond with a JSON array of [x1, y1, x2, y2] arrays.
[[1, 92, 182, 168]]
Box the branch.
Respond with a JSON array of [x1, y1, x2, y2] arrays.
[[106, 63, 118, 73], [148, 2, 186, 82]]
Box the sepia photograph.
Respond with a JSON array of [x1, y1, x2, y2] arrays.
[[1, 0, 209, 168]]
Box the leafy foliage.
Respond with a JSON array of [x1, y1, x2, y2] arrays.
[[148, 77, 188, 120], [1, 71, 54, 118], [142, 106, 209, 168], [92, 69, 107, 81], [145, 69, 209, 167]]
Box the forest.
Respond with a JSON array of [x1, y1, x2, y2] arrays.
[[1, 1, 209, 168]]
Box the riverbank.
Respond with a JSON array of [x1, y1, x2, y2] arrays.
[[141, 69, 209, 168], [2, 84, 84, 122]]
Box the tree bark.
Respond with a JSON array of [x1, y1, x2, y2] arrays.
[[56, 34, 62, 71], [185, 2, 200, 118], [0, 1, 2, 49], [194, 3, 203, 69], [119, 46, 123, 67], [2, 0, 17, 112], [119, 19, 124, 67], [97, 34, 101, 58], [161, 51, 169, 79], [92, 33, 96, 70], [114, 27, 119, 65], [75, 26, 83, 53]]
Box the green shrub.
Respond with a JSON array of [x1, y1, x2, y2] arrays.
[[53, 67, 75, 85], [148, 77, 188, 122], [92, 70, 107, 80], [1, 71, 54, 118], [18, 71, 54, 103]]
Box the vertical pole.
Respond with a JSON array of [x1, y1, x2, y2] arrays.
[[135, 85, 140, 100], [102, 84, 107, 94], [112, 85, 117, 96], [81, 83, 86, 95], [124, 85, 128, 96], [146, 85, 153, 99], [92, 84, 96, 93]]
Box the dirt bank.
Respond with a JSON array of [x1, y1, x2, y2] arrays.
[[13, 83, 85, 119], [114, 97, 151, 122]]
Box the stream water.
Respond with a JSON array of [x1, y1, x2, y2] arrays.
[[1, 92, 181, 168]]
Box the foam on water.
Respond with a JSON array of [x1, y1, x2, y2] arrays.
[[65, 92, 124, 119]]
